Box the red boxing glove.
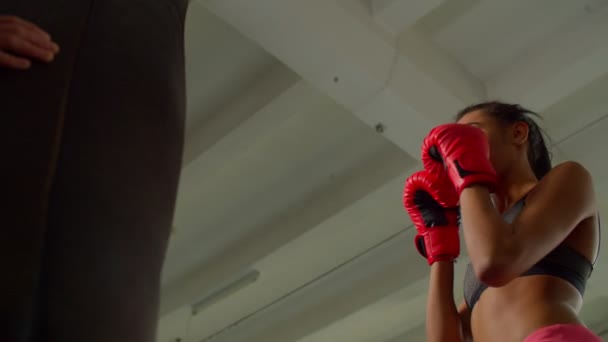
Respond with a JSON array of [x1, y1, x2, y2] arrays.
[[422, 123, 497, 195], [403, 170, 460, 265]]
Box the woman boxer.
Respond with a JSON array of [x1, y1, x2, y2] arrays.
[[404, 101, 601, 341]]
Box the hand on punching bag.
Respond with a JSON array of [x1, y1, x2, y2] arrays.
[[0, 15, 60, 69]]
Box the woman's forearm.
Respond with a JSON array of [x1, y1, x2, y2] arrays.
[[460, 186, 510, 249], [426, 261, 463, 342], [460, 186, 518, 285]]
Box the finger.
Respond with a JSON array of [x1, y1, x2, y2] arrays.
[[0, 15, 51, 40], [1, 35, 54, 62], [0, 23, 57, 53], [20, 26, 60, 52], [0, 50, 31, 69]]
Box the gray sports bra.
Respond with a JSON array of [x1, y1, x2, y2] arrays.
[[463, 196, 600, 309]]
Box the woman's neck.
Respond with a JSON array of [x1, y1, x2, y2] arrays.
[[493, 165, 538, 213]]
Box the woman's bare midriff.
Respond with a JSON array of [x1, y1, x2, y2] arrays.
[[471, 275, 583, 342], [469, 216, 598, 342]]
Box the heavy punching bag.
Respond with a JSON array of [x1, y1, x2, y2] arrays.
[[0, 0, 189, 341]]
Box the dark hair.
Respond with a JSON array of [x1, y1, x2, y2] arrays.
[[455, 101, 552, 180]]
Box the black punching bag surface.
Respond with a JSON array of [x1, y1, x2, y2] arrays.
[[0, 0, 189, 341]]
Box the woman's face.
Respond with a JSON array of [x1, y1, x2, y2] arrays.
[[456, 109, 527, 176]]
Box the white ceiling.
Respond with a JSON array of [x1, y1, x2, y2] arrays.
[[157, 1, 608, 341]]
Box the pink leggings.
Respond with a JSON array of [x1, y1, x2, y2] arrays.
[[524, 324, 602, 342]]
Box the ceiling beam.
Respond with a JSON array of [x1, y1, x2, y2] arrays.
[[296, 256, 470, 342], [172, 79, 330, 242], [203, 0, 485, 157], [295, 281, 428, 342], [188, 218, 470, 342], [161, 149, 415, 315], [384, 324, 425, 342], [156, 306, 191, 342], [195, 224, 427, 342], [487, 5, 608, 112], [371, 0, 445, 36], [176, 167, 420, 340], [164, 79, 342, 291], [178, 171, 470, 342], [182, 63, 299, 166]]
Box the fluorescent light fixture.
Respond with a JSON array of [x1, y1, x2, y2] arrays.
[[191, 269, 260, 315]]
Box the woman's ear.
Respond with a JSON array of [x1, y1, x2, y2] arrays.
[[512, 121, 529, 146]]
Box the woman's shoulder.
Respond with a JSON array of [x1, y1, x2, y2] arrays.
[[543, 161, 593, 186], [550, 160, 590, 173], [528, 160, 596, 212]]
